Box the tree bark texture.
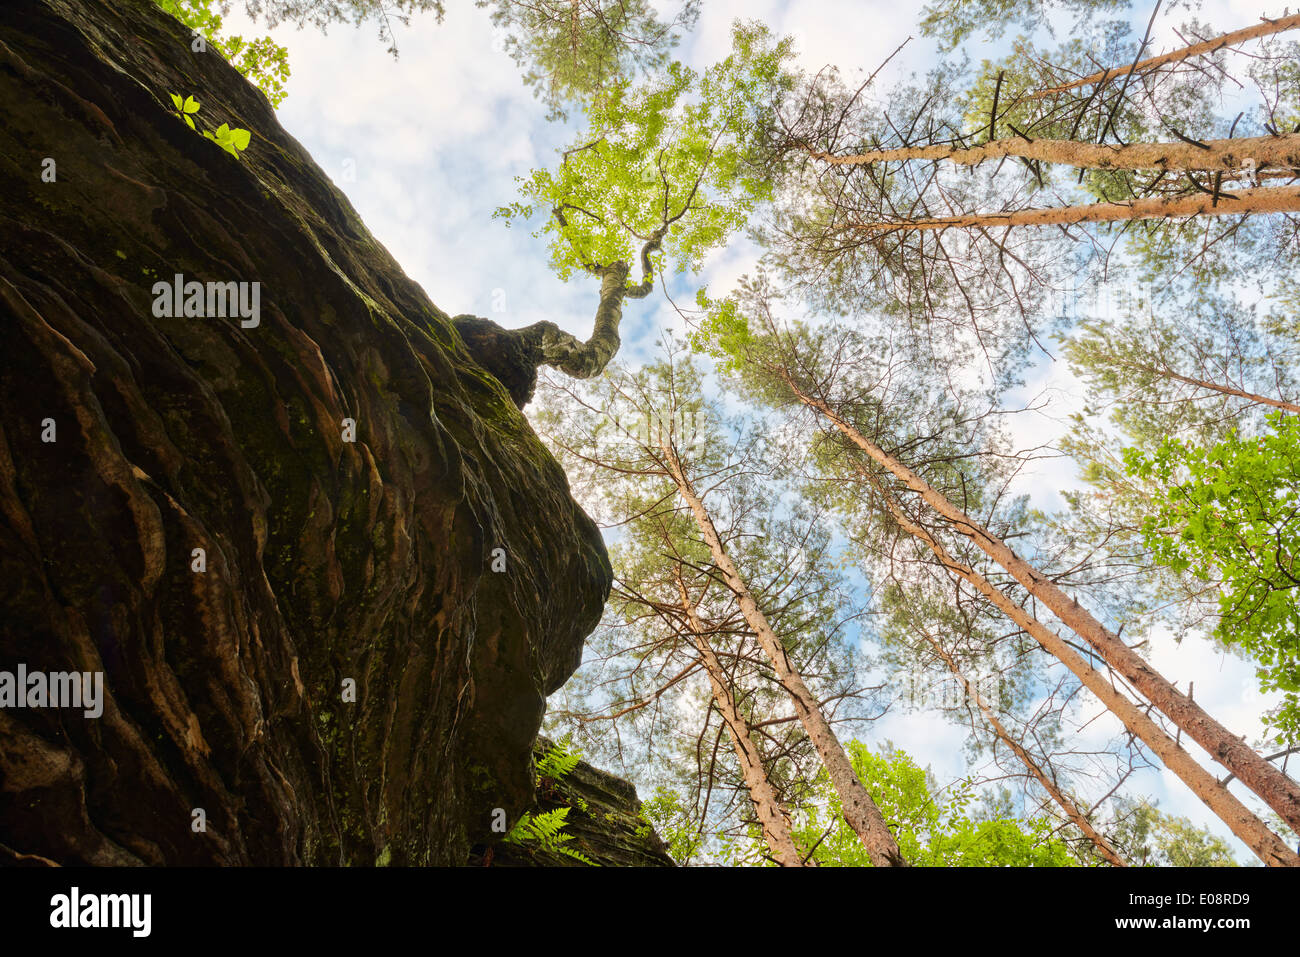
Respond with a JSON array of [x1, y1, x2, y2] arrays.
[[847, 185, 1300, 234], [918, 632, 1129, 866], [1032, 13, 1300, 97], [809, 132, 1300, 175], [841, 452, 1296, 865]]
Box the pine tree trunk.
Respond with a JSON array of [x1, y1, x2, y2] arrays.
[[861, 463, 1298, 865], [918, 630, 1127, 865], [807, 133, 1300, 175], [1031, 13, 1300, 97], [1111, 358, 1300, 414], [789, 380, 1300, 841], [662, 446, 908, 867], [847, 184, 1300, 233], [675, 578, 809, 866]]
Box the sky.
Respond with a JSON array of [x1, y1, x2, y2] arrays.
[[223, 0, 1295, 861]]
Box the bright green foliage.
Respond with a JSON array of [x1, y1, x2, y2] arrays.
[[1125, 412, 1300, 742], [476, 0, 700, 120], [205, 122, 253, 157], [1054, 293, 1300, 667], [689, 288, 750, 372], [503, 738, 596, 865], [171, 92, 202, 130], [535, 738, 582, 781], [496, 22, 794, 283], [1109, 798, 1240, 867], [215, 35, 291, 107], [783, 741, 1077, 866], [169, 0, 445, 58], [170, 93, 253, 159], [156, 1, 291, 107], [503, 807, 596, 865], [640, 787, 705, 865]]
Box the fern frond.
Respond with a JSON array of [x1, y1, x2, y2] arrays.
[[499, 738, 599, 864], [527, 807, 572, 841], [556, 843, 598, 866], [536, 739, 582, 782], [503, 810, 534, 844]]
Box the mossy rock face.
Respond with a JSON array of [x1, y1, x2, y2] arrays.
[[471, 737, 676, 867], [0, 0, 611, 865]]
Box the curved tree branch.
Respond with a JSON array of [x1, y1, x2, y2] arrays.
[[533, 225, 666, 377], [456, 225, 669, 404]]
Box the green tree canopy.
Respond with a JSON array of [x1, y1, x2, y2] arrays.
[[492, 22, 795, 379], [477, 0, 701, 119], [775, 741, 1078, 866], [497, 21, 794, 283], [919, 0, 1130, 51], [157, 0, 292, 106], [1126, 411, 1300, 743], [1109, 797, 1242, 866]]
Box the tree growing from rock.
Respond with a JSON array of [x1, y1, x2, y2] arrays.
[[478, 24, 793, 397]]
